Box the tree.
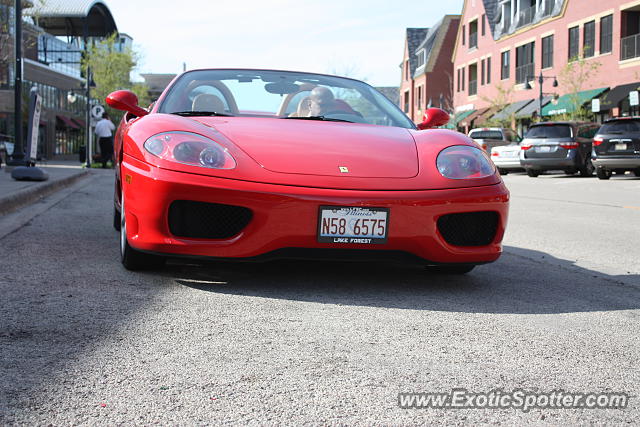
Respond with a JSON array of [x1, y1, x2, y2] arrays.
[[82, 34, 150, 120], [557, 55, 602, 121], [479, 82, 515, 128]]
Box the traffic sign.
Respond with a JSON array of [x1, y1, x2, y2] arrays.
[[91, 104, 105, 120]]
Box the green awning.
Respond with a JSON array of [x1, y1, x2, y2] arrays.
[[453, 109, 475, 125], [492, 99, 533, 121], [542, 87, 609, 116]]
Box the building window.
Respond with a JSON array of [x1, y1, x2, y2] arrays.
[[600, 15, 613, 54], [487, 57, 491, 84], [417, 86, 423, 108], [583, 21, 595, 58], [457, 69, 460, 92], [515, 42, 535, 84], [403, 90, 410, 113], [542, 35, 554, 69], [501, 50, 510, 80], [482, 14, 486, 36], [416, 49, 425, 68], [462, 25, 466, 45], [469, 63, 478, 96], [405, 60, 409, 80], [568, 26, 579, 60], [469, 20, 478, 49], [461, 67, 465, 92], [481, 59, 485, 85]]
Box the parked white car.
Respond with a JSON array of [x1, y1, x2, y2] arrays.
[[490, 143, 523, 175]]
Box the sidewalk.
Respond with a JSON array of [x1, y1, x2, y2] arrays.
[[0, 161, 92, 216]]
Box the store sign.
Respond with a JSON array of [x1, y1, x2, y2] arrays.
[[591, 99, 600, 113], [26, 88, 42, 163], [630, 91, 639, 107]]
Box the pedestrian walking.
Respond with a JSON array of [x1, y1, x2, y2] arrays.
[[95, 112, 116, 168]]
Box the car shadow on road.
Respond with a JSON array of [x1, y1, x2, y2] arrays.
[[167, 245, 640, 315]]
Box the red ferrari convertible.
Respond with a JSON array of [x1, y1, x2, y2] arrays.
[[107, 69, 509, 273]]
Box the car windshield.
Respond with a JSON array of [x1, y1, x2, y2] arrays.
[[158, 69, 415, 129], [598, 120, 640, 133], [525, 124, 572, 138], [469, 130, 503, 139]]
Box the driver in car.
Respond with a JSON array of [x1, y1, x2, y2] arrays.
[[308, 86, 358, 116]]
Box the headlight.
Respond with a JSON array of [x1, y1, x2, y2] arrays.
[[436, 145, 495, 179], [143, 131, 236, 169]]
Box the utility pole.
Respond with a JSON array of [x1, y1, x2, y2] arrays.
[[11, 0, 24, 164]]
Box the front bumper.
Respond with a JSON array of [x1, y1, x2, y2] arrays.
[[592, 156, 640, 169], [121, 157, 510, 265]]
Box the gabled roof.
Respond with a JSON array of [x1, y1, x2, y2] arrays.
[[405, 28, 429, 76], [414, 15, 460, 77], [481, 0, 499, 37], [26, 0, 117, 37]]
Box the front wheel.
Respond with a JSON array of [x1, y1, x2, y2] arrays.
[[526, 169, 540, 178], [633, 168, 640, 177], [425, 264, 475, 275], [497, 168, 509, 175], [120, 196, 165, 271], [113, 207, 121, 231], [596, 167, 611, 180]]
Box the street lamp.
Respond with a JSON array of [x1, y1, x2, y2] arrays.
[[525, 73, 558, 120]]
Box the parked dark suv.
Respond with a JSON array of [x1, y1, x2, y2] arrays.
[[592, 117, 640, 180], [520, 122, 600, 177]]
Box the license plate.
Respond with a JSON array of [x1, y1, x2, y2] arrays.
[[615, 143, 628, 151], [536, 146, 551, 153], [318, 206, 389, 244], [504, 151, 518, 158]]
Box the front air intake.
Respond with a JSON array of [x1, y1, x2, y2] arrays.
[[437, 211, 499, 247], [168, 200, 253, 239]]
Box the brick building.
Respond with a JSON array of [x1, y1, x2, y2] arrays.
[[0, 0, 123, 160], [399, 16, 461, 124], [452, 0, 640, 133]]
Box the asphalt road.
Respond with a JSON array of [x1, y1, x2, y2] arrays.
[[1, 169, 639, 424]]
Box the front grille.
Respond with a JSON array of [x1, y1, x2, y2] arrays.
[[168, 200, 253, 239], [437, 211, 499, 247]]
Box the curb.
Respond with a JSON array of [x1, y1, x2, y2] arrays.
[[0, 169, 90, 216]]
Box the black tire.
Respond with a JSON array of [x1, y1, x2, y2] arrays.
[[596, 167, 611, 180], [579, 158, 594, 177], [113, 206, 121, 231], [426, 264, 475, 275], [526, 169, 540, 177], [498, 168, 509, 175], [563, 169, 576, 175], [634, 168, 640, 177], [120, 197, 164, 271]]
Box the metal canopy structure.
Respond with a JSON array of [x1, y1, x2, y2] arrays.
[[26, 0, 117, 37]]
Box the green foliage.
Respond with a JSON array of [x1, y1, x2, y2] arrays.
[[82, 34, 150, 120], [558, 54, 601, 121], [479, 83, 514, 128]]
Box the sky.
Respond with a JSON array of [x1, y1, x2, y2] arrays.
[[104, 0, 464, 87]]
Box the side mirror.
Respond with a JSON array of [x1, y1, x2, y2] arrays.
[[417, 107, 450, 130], [105, 90, 149, 118]]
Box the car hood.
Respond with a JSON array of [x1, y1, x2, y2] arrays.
[[194, 117, 419, 178]]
